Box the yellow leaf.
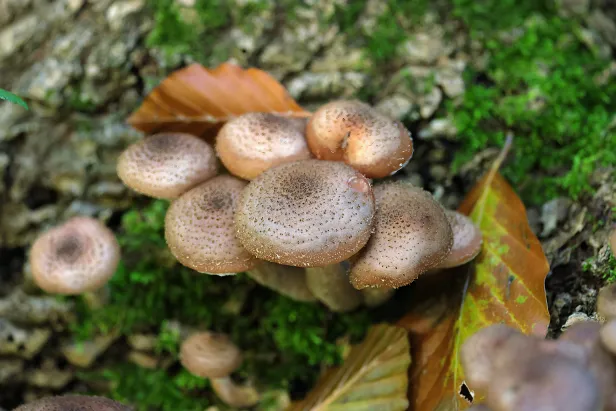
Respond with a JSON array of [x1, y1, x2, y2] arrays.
[[398, 137, 550, 410], [288, 324, 411, 411]]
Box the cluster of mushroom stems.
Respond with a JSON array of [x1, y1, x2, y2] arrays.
[[27, 100, 486, 408]]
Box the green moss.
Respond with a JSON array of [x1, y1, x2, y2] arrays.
[[449, 2, 616, 203], [70, 200, 377, 410]]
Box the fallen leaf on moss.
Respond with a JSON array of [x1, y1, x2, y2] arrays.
[[288, 324, 410, 411], [127, 62, 310, 137], [398, 137, 550, 411]]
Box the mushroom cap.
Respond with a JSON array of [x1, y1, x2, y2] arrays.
[[610, 227, 616, 257], [597, 283, 616, 320], [180, 331, 243, 379], [14, 394, 132, 411], [349, 182, 453, 289], [165, 175, 258, 274], [600, 319, 616, 356], [306, 100, 413, 178], [486, 355, 601, 411], [437, 210, 483, 269], [29, 217, 120, 295], [234, 159, 376, 267], [215, 112, 312, 180], [117, 132, 218, 199]]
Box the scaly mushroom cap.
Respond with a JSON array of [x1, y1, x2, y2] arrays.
[[180, 331, 243, 379], [306, 100, 413, 178], [349, 182, 453, 289], [14, 394, 132, 411], [165, 175, 258, 274], [234, 159, 375, 267], [117, 132, 218, 199], [597, 283, 616, 320], [29, 217, 120, 295], [437, 210, 483, 269], [215, 113, 312, 180]]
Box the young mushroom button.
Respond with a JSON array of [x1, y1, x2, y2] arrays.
[[29, 217, 120, 295], [349, 182, 453, 289], [180, 331, 259, 408], [164, 175, 258, 275], [117, 132, 218, 200], [215, 112, 312, 180], [306, 100, 413, 178], [13, 394, 133, 410], [234, 159, 376, 267]]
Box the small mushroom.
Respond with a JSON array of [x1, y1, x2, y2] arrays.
[[180, 331, 259, 408], [29, 217, 120, 295], [235, 159, 376, 267], [215, 113, 312, 180], [247, 261, 316, 302], [600, 319, 616, 355], [117, 132, 218, 199], [305, 262, 363, 313], [597, 283, 616, 320], [436, 210, 483, 269], [306, 100, 413, 178], [13, 394, 132, 410], [350, 181, 453, 289], [165, 175, 258, 274]]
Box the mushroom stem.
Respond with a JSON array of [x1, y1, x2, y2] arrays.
[[361, 287, 395, 307], [305, 262, 363, 312], [246, 261, 316, 302], [211, 376, 260, 408], [81, 285, 111, 310]]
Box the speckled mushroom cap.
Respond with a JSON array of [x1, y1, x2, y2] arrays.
[[180, 331, 243, 379], [306, 100, 413, 178], [234, 159, 376, 267], [13, 394, 132, 411], [437, 210, 483, 269], [215, 113, 312, 180], [349, 182, 453, 289], [165, 175, 258, 274], [29, 217, 120, 295], [597, 283, 616, 320], [117, 132, 218, 199]]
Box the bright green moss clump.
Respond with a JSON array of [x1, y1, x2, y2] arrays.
[[70, 200, 376, 410], [449, 0, 616, 203]]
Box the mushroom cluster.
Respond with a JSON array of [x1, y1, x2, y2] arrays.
[[462, 282, 616, 411], [113, 100, 484, 311]]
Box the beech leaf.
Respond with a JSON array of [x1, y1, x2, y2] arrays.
[[288, 324, 411, 411], [127, 62, 310, 137], [397, 137, 550, 410]]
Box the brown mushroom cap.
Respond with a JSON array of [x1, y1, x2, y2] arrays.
[[215, 113, 312, 180], [14, 394, 132, 411], [437, 210, 483, 269], [180, 331, 243, 379], [117, 132, 218, 199], [597, 283, 616, 320], [600, 319, 616, 356], [610, 227, 616, 257], [29, 217, 120, 295], [234, 159, 375, 267], [349, 182, 453, 289], [306, 100, 413, 178], [165, 175, 258, 274]]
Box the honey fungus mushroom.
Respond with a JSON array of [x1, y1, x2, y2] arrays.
[[14, 394, 132, 410], [436, 210, 483, 269], [306, 100, 413, 178], [234, 159, 376, 267], [29, 217, 120, 295], [215, 112, 312, 180], [180, 331, 259, 408], [117, 132, 218, 199], [350, 181, 453, 289], [165, 175, 258, 274]]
